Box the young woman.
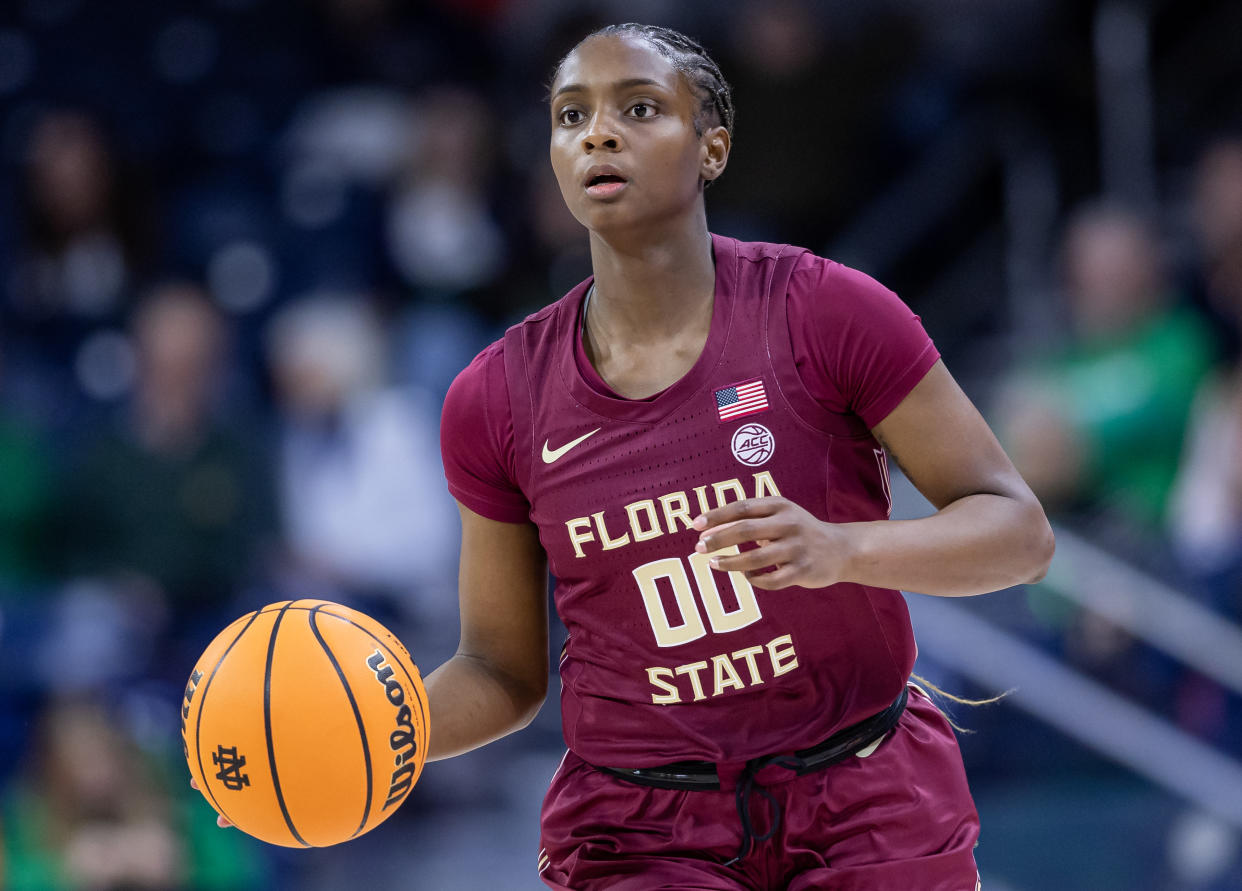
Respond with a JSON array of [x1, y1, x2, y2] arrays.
[[429, 23, 1055, 890]]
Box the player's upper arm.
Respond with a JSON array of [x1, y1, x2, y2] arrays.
[[871, 360, 1040, 511], [454, 503, 549, 703], [441, 341, 547, 707], [441, 341, 531, 523]]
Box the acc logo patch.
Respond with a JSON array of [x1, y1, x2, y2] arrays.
[[731, 423, 774, 466]]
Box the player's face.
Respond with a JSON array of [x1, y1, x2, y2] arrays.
[[549, 35, 726, 234]]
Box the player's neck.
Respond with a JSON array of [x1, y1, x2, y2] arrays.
[[581, 222, 716, 399], [585, 220, 715, 340]]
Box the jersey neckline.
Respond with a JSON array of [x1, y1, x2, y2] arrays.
[[560, 233, 739, 424]]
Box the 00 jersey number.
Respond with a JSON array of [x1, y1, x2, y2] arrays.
[[632, 547, 762, 648]]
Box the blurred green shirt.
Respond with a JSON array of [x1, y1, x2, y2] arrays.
[[1027, 305, 1216, 525]]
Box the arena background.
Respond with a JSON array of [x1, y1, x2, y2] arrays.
[[1, 0, 1241, 888]]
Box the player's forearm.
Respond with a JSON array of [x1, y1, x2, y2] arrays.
[[840, 492, 1054, 597], [422, 653, 547, 761]]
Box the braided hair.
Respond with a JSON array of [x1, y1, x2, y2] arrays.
[[555, 23, 735, 140]]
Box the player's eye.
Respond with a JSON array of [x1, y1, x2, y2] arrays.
[[558, 108, 584, 126], [628, 103, 654, 119]]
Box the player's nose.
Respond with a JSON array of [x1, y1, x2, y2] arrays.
[[581, 112, 621, 152]]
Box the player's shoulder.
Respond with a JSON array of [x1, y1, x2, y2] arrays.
[[724, 236, 894, 304], [727, 236, 815, 268], [445, 336, 508, 423], [725, 237, 839, 283], [785, 253, 904, 317]]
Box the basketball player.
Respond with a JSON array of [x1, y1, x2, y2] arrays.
[[438, 23, 1053, 890]]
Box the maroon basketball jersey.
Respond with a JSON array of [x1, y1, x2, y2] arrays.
[[445, 235, 935, 766]]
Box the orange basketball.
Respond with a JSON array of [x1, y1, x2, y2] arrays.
[[181, 599, 429, 847]]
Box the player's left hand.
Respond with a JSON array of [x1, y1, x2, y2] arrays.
[[693, 497, 852, 590]]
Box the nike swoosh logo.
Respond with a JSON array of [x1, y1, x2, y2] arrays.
[[542, 428, 601, 464]]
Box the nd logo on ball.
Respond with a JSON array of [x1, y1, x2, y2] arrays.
[[181, 599, 429, 847]]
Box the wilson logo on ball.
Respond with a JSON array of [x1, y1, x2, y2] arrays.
[[367, 649, 421, 810]]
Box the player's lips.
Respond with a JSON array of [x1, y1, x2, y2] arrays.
[[583, 165, 628, 198]]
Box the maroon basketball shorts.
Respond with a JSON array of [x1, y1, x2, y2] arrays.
[[537, 686, 981, 891]]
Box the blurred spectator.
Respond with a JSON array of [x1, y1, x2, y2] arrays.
[[1169, 136, 1242, 602], [0, 697, 264, 890], [1188, 133, 1242, 358], [384, 84, 507, 299], [9, 111, 151, 324], [3, 111, 155, 413], [997, 209, 1217, 746], [54, 282, 274, 684], [998, 202, 1216, 536], [380, 83, 506, 394], [266, 294, 458, 639], [1191, 136, 1242, 289]]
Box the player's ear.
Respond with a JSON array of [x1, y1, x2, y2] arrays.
[[700, 124, 730, 183]]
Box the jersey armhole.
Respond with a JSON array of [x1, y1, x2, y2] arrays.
[[503, 324, 538, 497]]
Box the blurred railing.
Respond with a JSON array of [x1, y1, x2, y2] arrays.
[[1048, 529, 1242, 697], [909, 589, 1242, 830]]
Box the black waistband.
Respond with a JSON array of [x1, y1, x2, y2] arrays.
[[600, 687, 909, 791]]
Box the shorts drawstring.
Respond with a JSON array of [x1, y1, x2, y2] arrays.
[[596, 689, 909, 867], [724, 754, 806, 866]]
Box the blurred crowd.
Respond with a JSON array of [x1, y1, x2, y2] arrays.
[[994, 175, 1241, 748], [0, 0, 1239, 887]]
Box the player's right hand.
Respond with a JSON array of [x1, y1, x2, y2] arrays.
[[189, 777, 234, 828], [694, 496, 850, 590]]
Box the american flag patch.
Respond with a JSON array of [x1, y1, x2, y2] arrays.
[[715, 379, 769, 421]]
